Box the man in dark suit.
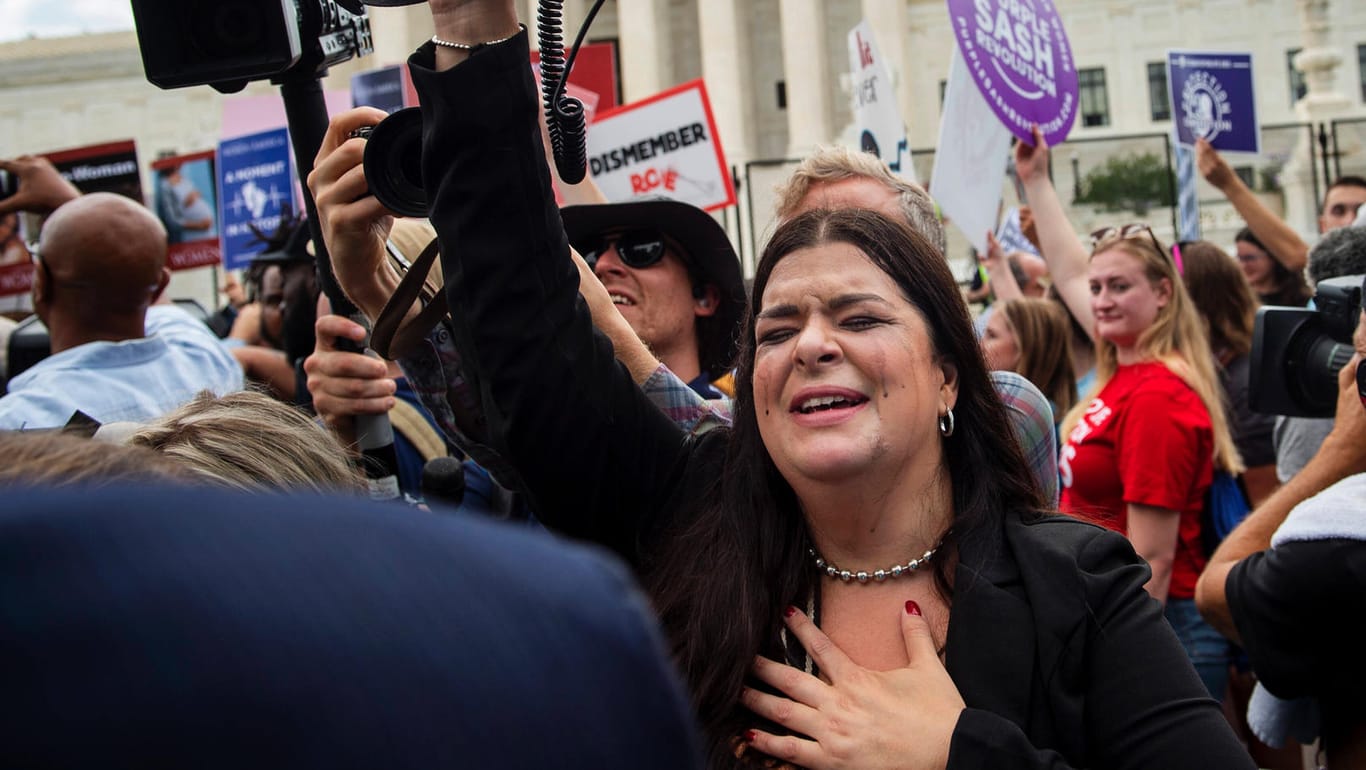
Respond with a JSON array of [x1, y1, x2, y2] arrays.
[[0, 485, 702, 769]]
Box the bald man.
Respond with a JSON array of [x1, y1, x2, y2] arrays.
[[0, 192, 243, 430]]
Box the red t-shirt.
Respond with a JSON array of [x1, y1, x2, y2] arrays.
[[1059, 362, 1214, 599]]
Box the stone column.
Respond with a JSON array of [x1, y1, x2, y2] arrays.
[[616, 0, 674, 102], [697, 0, 756, 164], [779, 0, 833, 157], [1282, 0, 1352, 235]]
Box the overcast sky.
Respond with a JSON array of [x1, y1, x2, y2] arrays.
[[0, 1, 135, 42]]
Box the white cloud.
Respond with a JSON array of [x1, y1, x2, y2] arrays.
[[0, 0, 135, 42]]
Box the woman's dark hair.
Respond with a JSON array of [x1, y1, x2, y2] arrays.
[[1235, 227, 1311, 307], [645, 208, 1043, 768], [1181, 240, 1256, 358]]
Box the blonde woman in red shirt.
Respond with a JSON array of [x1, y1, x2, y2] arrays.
[[1015, 127, 1243, 702]]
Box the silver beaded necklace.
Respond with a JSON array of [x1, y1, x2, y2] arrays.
[[810, 540, 943, 584]]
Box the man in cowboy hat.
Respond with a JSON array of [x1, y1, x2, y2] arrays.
[[561, 198, 744, 398]]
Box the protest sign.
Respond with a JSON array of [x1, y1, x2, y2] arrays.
[[847, 21, 916, 184], [0, 140, 145, 297], [1174, 142, 1202, 244], [47, 140, 143, 201], [532, 41, 619, 111], [351, 65, 413, 114], [945, 0, 1078, 147], [585, 80, 735, 212], [221, 92, 351, 140], [151, 150, 222, 271], [0, 211, 32, 298], [930, 49, 1013, 256], [1167, 50, 1260, 154], [995, 207, 1040, 256], [217, 128, 297, 271]]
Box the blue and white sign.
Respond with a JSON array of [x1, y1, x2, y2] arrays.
[[994, 207, 1040, 256], [351, 65, 408, 114], [1167, 50, 1260, 154], [217, 127, 297, 270]]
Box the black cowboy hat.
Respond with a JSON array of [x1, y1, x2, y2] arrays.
[[561, 198, 745, 382]]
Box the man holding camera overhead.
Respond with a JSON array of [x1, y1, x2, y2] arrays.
[[0, 157, 243, 430]]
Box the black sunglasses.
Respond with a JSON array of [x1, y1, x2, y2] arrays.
[[575, 229, 668, 270]]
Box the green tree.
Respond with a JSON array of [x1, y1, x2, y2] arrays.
[[1075, 151, 1175, 216]]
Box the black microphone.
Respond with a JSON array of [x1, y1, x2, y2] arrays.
[[421, 456, 466, 509]]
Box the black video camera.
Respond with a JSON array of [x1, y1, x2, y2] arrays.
[[131, 0, 373, 93], [1250, 273, 1364, 418]]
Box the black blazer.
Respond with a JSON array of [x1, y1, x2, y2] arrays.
[[946, 512, 1253, 768], [407, 33, 1253, 770]]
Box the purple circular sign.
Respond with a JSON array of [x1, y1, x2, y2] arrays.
[[946, 0, 1079, 147]]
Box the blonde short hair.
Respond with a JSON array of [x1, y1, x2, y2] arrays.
[[774, 145, 946, 257], [127, 390, 364, 494]]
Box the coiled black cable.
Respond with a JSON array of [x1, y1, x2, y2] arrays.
[[537, 0, 607, 185]]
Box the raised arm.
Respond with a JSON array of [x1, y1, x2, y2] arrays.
[[980, 231, 1024, 304], [1195, 138, 1308, 273], [1014, 126, 1095, 343], [407, 1, 697, 558]]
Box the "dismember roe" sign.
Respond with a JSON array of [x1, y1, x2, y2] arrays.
[[584, 80, 735, 212]]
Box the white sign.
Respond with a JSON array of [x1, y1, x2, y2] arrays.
[[848, 21, 916, 185], [585, 80, 736, 211], [930, 49, 1013, 256]]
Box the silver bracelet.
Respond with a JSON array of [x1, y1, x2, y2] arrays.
[[431, 24, 523, 52]]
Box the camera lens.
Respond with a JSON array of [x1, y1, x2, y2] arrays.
[[362, 107, 428, 218]]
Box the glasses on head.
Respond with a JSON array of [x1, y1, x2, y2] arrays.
[[1089, 223, 1163, 252], [1090, 223, 1172, 267], [575, 229, 669, 271]]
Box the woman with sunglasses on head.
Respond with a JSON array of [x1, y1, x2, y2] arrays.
[[327, 3, 1253, 767], [1015, 127, 1245, 704]]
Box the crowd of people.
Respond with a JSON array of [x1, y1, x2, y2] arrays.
[[1, 0, 1365, 766]]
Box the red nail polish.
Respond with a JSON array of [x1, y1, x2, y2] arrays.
[[905, 600, 922, 616], [745, 730, 757, 743], [784, 606, 798, 618]]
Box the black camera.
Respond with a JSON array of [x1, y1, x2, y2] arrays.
[[131, 0, 373, 93], [1250, 273, 1364, 418], [354, 108, 427, 218]]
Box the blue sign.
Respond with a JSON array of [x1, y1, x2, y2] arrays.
[[1167, 50, 1260, 154], [351, 66, 407, 114], [217, 128, 297, 270]]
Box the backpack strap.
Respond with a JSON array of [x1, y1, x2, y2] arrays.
[[387, 397, 448, 464], [371, 236, 449, 360]]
